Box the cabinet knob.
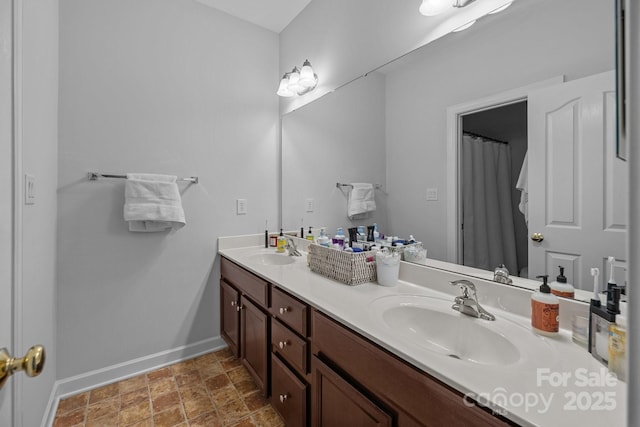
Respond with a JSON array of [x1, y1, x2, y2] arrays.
[[230, 301, 236, 307], [279, 393, 289, 403], [236, 305, 242, 312], [279, 307, 290, 315], [278, 341, 288, 349]]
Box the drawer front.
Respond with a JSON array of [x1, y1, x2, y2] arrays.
[[271, 353, 307, 427], [271, 318, 308, 375], [221, 257, 268, 307], [270, 286, 308, 336]]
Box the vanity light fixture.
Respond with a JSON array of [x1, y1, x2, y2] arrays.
[[277, 59, 319, 97], [419, 0, 477, 16]]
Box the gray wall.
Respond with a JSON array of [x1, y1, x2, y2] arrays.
[[57, 0, 279, 380]]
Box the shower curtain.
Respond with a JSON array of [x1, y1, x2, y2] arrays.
[[462, 133, 518, 276]]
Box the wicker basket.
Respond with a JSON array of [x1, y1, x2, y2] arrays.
[[307, 244, 377, 285]]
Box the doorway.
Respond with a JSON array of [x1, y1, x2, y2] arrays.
[[460, 102, 528, 278]]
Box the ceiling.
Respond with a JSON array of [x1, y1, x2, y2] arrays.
[[194, 0, 312, 33]]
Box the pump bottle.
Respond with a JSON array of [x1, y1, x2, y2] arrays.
[[531, 275, 559, 336]]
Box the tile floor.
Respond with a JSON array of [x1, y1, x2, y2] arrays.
[[53, 348, 285, 427]]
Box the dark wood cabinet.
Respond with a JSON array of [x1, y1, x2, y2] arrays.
[[240, 296, 269, 395], [220, 258, 270, 396], [220, 280, 240, 357], [271, 353, 308, 427], [311, 355, 392, 427], [221, 256, 512, 427]]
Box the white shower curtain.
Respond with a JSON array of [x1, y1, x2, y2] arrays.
[[462, 133, 518, 275]]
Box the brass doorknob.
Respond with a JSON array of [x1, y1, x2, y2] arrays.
[[531, 233, 544, 243], [0, 345, 46, 389]]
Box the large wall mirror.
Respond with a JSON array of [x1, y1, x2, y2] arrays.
[[282, 0, 626, 302]]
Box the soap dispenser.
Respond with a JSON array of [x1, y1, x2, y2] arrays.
[[549, 266, 575, 298], [531, 275, 559, 336], [277, 229, 286, 253]]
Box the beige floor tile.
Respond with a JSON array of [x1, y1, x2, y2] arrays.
[[218, 399, 251, 425], [118, 400, 151, 426], [151, 390, 181, 413], [53, 407, 86, 427], [88, 383, 119, 404], [57, 392, 90, 415], [146, 366, 172, 382], [118, 375, 148, 394], [149, 377, 178, 398], [153, 405, 186, 426]]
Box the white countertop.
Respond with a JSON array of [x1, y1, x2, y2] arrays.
[[218, 236, 627, 427]]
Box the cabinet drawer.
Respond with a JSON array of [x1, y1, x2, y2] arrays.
[[271, 318, 308, 375], [270, 286, 308, 336], [271, 353, 307, 427], [221, 257, 268, 307]]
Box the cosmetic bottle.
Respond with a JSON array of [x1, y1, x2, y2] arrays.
[[306, 226, 315, 241], [590, 285, 621, 365], [277, 229, 286, 253], [333, 228, 345, 250], [373, 223, 380, 242], [588, 268, 601, 355], [357, 226, 366, 242], [549, 266, 574, 298], [316, 228, 330, 247], [531, 275, 559, 336], [608, 299, 627, 381]]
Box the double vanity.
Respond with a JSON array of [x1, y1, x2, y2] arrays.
[[218, 234, 626, 426]]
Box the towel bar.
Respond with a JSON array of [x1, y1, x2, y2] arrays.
[[88, 172, 198, 184], [336, 182, 382, 189]]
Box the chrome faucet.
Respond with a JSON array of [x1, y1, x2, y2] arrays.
[[450, 279, 495, 321], [285, 236, 302, 257], [493, 264, 513, 285]]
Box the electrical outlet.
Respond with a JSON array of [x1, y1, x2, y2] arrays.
[[305, 198, 314, 212], [236, 199, 247, 215], [426, 188, 438, 201], [25, 174, 35, 205]]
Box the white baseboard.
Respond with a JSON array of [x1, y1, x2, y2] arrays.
[[42, 336, 226, 427]]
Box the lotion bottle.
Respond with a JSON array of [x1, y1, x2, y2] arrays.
[[333, 228, 345, 250], [316, 228, 330, 247], [531, 275, 559, 336], [609, 300, 627, 381], [549, 266, 575, 298], [277, 229, 286, 253]]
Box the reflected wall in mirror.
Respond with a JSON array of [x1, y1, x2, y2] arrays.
[[281, 0, 624, 300]]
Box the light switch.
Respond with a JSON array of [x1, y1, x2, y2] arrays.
[[236, 199, 247, 215], [305, 198, 314, 213], [25, 174, 35, 205], [426, 188, 438, 201]]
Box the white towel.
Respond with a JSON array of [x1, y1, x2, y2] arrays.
[[124, 173, 186, 232], [516, 153, 528, 225], [347, 183, 376, 219]]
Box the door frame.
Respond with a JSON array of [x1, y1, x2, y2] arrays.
[[444, 76, 564, 264]]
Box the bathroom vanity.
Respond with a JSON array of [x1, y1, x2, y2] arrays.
[[218, 234, 627, 427]]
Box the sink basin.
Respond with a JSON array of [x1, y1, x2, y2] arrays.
[[248, 253, 296, 266], [369, 295, 520, 366]]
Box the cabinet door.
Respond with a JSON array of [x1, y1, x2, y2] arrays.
[[271, 353, 307, 426], [312, 356, 392, 427], [241, 295, 269, 395], [220, 280, 240, 357]]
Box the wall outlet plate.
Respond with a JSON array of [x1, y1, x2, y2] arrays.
[[426, 188, 438, 201], [305, 198, 314, 212]]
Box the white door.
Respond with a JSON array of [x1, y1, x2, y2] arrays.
[[528, 70, 627, 290], [0, 0, 14, 424]]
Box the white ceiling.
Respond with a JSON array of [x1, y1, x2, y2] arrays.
[[194, 0, 312, 33]]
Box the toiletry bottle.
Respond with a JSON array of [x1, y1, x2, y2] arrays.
[[306, 226, 315, 241], [277, 229, 286, 253], [588, 268, 601, 355], [609, 300, 627, 381], [373, 223, 380, 242], [590, 284, 620, 365], [317, 228, 330, 247], [333, 228, 345, 250], [367, 225, 375, 242], [265, 220, 269, 248], [357, 226, 366, 242], [531, 275, 559, 336], [549, 266, 575, 298]]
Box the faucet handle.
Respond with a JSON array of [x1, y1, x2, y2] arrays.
[[450, 279, 476, 298]]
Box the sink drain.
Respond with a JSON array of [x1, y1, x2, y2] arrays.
[[448, 354, 461, 360]]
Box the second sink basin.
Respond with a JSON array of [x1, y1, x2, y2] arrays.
[[248, 253, 296, 266], [369, 295, 522, 366]]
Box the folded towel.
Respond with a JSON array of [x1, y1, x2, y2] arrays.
[[123, 173, 186, 232], [347, 183, 376, 219]]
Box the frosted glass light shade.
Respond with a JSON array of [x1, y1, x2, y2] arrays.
[[277, 74, 294, 97], [298, 60, 318, 89], [287, 67, 303, 93], [419, 0, 451, 16]]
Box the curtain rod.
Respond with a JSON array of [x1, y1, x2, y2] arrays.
[[463, 131, 509, 145]]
